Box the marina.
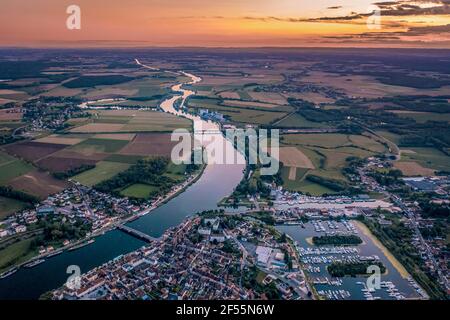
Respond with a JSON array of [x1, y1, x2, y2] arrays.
[[277, 220, 426, 300]]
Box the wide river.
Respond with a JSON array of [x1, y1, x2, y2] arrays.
[[0, 69, 246, 299]]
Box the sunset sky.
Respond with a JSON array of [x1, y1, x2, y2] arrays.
[[0, 0, 449, 47]]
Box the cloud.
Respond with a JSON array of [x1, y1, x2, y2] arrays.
[[327, 6, 342, 10], [405, 23, 450, 35], [304, 1, 450, 24], [372, 0, 450, 16], [321, 24, 450, 43]]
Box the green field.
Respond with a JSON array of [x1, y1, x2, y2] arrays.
[[125, 76, 174, 98], [280, 167, 336, 196], [119, 183, 159, 199], [71, 110, 192, 133], [188, 97, 287, 125], [279, 132, 388, 195], [0, 160, 34, 184], [375, 130, 402, 145], [0, 151, 17, 166], [0, 196, 27, 220], [402, 148, 450, 172], [163, 163, 188, 182], [275, 113, 328, 128], [122, 118, 191, 132], [63, 75, 134, 88], [105, 154, 145, 164], [77, 76, 175, 101], [283, 133, 353, 148], [0, 238, 37, 273], [73, 161, 131, 186], [70, 138, 129, 154], [237, 91, 253, 100]]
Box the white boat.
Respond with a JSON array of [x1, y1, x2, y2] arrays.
[[24, 259, 46, 268], [0, 268, 18, 279]]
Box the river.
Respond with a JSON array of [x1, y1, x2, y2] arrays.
[[0, 67, 246, 299]]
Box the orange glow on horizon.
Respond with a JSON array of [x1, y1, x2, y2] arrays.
[[0, 0, 449, 47]]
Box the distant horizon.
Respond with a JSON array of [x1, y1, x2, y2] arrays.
[[1, 0, 449, 48], [1, 43, 450, 50]]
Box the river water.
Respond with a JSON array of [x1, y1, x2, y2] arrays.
[[0, 70, 246, 299]]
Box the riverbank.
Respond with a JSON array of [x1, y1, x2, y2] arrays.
[[0, 159, 208, 278], [159, 163, 207, 206], [354, 220, 410, 279]]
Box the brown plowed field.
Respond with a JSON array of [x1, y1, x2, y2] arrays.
[[51, 150, 110, 161], [119, 133, 178, 156], [3, 141, 67, 162], [8, 170, 69, 199]]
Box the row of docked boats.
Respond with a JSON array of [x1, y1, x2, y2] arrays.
[[0, 239, 96, 280]]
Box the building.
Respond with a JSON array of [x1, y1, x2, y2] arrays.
[[198, 227, 211, 236], [210, 232, 226, 243], [403, 178, 437, 192], [15, 225, 27, 233], [256, 246, 273, 266], [37, 205, 55, 215]]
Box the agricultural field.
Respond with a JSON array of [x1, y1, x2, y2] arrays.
[[188, 97, 287, 125], [301, 71, 450, 99], [119, 133, 180, 157], [8, 170, 69, 199], [69, 138, 129, 154], [394, 161, 436, 177], [400, 148, 450, 173], [119, 183, 159, 199], [70, 110, 191, 133], [34, 135, 85, 145], [0, 196, 28, 220], [72, 161, 131, 186], [278, 132, 388, 195], [221, 99, 291, 111], [2, 141, 67, 162], [1, 132, 194, 202], [0, 108, 24, 145], [0, 153, 34, 184], [280, 166, 336, 196], [273, 113, 328, 128], [374, 131, 402, 145], [276, 147, 315, 170], [71, 73, 184, 104], [248, 92, 288, 105], [0, 108, 23, 121], [0, 237, 38, 274]]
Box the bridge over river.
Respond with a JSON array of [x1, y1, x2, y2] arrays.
[[116, 225, 160, 243]]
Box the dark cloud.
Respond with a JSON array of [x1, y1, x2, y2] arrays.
[[373, 0, 450, 16], [321, 24, 450, 43], [327, 6, 342, 10], [406, 23, 450, 36]]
